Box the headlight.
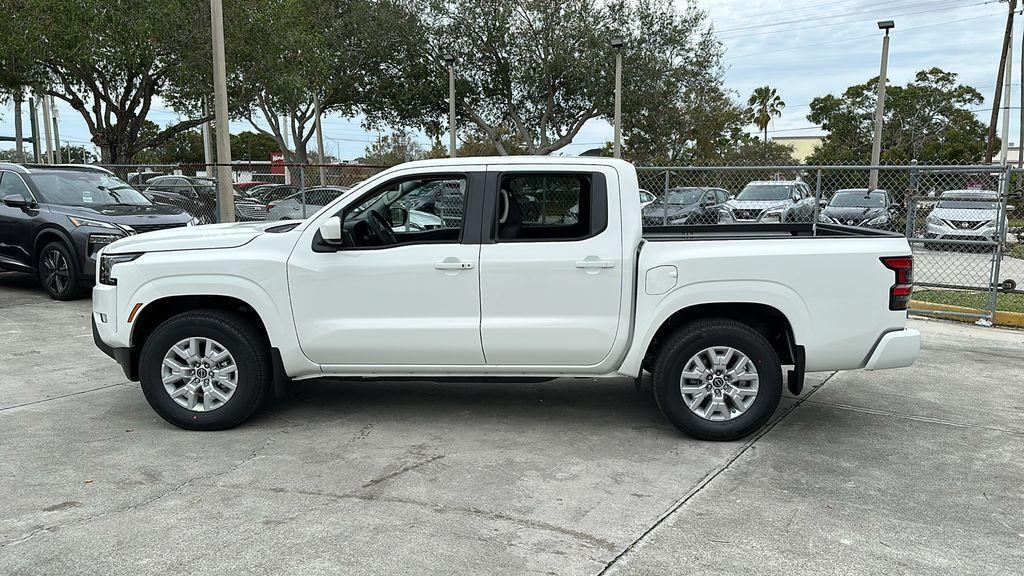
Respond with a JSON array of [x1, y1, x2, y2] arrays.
[[68, 215, 116, 229], [925, 214, 941, 224], [867, 215, 888, 225], [818, 213, 834, 224], [88, 233, 124, 257], [760, 209, 784, 223], [99, 252, 142, 286]]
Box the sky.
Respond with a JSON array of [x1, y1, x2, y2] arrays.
[[0, 0, 1017, 161]]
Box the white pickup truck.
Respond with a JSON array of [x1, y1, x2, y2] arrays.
[[92, 157, 919, 440]]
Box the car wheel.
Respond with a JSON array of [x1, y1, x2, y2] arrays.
[[652, 318, 782, 441], [138, 309, 271, 430], [37, 241, 84, 300]]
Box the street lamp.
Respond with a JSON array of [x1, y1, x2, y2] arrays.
[[442, 53, 456, 158], [869, 20, 894, 190], [611, 38, 624, 159]]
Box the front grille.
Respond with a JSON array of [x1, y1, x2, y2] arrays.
[[237, 203, 268, 220], [733, 209, 761, 220], [944, 220, 987, 230], [129, 223, 187, 235], [840, 218, 867, 226]]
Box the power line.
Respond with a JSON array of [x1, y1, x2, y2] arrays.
[[717, 0, 973, 34]]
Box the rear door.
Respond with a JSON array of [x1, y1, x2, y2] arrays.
[[478, 167, 623, 366], [0, 171, 38, 269]]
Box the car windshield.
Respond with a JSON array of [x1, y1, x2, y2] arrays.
[[737, 184, 792, 201], [937, 196, 999, 210], [662, 189, 703, 205], [830, 192, 885, 208], [31, 170, 151, 206]]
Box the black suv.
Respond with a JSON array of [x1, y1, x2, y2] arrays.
[[0, 164, 195, 300]]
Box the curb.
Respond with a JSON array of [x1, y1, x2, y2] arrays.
[[910, 299, 1024, 328]]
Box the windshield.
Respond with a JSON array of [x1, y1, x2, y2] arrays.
[[830, 192, 885, 208], [662, 189, 703, 205], [737, 184, 792, 201], [31, 170, 151, 206], [937, 197, 999, 210]]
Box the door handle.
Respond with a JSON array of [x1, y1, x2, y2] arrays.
[[434, 259, 475, 270], [575, 258, 615, 269]]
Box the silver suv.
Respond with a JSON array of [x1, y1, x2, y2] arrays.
[[720, 180, 816, 224]]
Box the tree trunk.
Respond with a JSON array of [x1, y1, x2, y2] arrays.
[[13, 90, 24, 162]]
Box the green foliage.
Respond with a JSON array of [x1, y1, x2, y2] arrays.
[[362, 131, 431, 166], [807, 68, 990, 165], [365, 0, 726, 158], [746, 86, 785, 142], [1, 0, 216, 163]]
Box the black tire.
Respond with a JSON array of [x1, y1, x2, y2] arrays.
[[37, 241, 84, 300], [652, 318, 782, 441], [138, 309, 271, 430]]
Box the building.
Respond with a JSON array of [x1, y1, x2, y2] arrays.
[[772, 135, 823, 163]]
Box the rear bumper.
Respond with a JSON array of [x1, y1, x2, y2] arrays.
[[864, 328, 920, 370]]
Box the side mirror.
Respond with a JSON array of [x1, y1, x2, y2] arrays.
[[819, 199, 828, 208], [3, 194, 31, 209], [389, 205, 409, 227], [318, 215, 343, 243]]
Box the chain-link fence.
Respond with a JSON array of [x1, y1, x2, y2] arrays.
[[96, 160, 1020, 324]]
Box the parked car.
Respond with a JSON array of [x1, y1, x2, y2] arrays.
[[720, 180, 816, 223], [266, 186, 350, 221], [141, 175, 219, 224], [93, 157, 919, 441], [572, 188, 658, 222], [924, 190, 1013, 246], [0, 163, 194, 300], [126, 171, 166, 186], [818, 189, 898, 230], [641, 187, 729, 226]]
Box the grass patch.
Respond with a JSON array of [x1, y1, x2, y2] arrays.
[[913, 289, 1024, 313]]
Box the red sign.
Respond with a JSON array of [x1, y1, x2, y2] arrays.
[[271, 152, 284, 174]]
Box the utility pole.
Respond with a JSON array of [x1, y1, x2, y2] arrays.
[[314, 93, 326, 184], [41, 95, 54, 164], [210, 0, 234, 222], [442, 54, 456, 158], [28, 96, 41, 163], [13, 90, 24, 163], [869, 21, 894, 190], [201, 97, 214, 175], [51, 100, 62, 163], [1000, 31, 1014, 165], [987, 0, 1017, 163], [611, 38, 624, 158], [1020, 20, 1023, 168]]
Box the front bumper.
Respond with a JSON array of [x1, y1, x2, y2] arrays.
[[92, 316, 136, 380], [864, 328, 920, 370], [924, 221, 997, 241]]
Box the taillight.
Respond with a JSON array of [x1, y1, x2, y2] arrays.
[[881, 256, 913, 311]]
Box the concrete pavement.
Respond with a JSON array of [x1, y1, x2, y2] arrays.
[[1, 272, 1021, 575]]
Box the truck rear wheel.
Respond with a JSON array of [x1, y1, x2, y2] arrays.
[[138, 309, 271, 430], [652, 318, 782, 441]]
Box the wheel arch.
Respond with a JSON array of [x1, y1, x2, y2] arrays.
[[33, 226, 77, 266]]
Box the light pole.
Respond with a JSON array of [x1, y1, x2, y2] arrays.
[[210, 0, 234, 222], [443, 53, 456, 158], [869, 20, 894, 190], [611, 38, 624, 159]]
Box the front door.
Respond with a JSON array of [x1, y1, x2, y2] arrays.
[[0, 171, 38, 270], [288, 170, 486, 366], [478, 169, 623, 366]]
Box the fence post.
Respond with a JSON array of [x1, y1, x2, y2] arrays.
[[662, 170, 670, 225], [300, 167, 307, 219], [986, 165, 1013, 324], [812, 168, 823, 235]]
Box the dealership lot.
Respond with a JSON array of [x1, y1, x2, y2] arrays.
[[1, 272, 1022, 575]]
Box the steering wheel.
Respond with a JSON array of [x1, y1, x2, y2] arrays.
[[368, 209, 398, 245]]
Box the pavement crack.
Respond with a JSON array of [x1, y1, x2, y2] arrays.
[[360, 454, 445, 489], [0, 381, 133, 413], [800, 399, 1024, 437], [594, 370, 838, 575]]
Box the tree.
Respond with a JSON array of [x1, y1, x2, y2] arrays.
[[231, 131, 281, 162], [746, 86, 785, 143], [366, 0, 722, 157], [0, 0, 216, 163], [231, 0, 396, 164], [362, 131, 433, 166], [807, 68, 989, 164]]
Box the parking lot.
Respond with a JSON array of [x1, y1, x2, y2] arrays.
[[1, 271, 1022, 575]]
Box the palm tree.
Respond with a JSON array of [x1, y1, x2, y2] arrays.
[[747, 86, 785, 143]]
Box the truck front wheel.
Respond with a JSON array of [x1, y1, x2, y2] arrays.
[[138, 309, 271, 430], [652, 319, 782, 441]]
